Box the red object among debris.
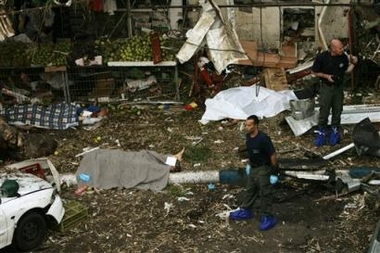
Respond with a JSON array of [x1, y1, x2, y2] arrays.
[[287, 69, 312, 84], [19, 163, 47, 180], [200, 68, 214, 88], [89, 0, 103, 12], [152, 33, 162, 64], [75, 186, 89, 195], [184, 102, 198, 111]]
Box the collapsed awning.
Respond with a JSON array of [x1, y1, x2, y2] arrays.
[[286, 104, 380, 136], [176, 0, 248, 74]]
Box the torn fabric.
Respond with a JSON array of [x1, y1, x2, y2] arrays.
[[176, 0, 248, 74]]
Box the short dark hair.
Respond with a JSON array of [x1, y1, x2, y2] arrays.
[[247, 115, 259, 125]]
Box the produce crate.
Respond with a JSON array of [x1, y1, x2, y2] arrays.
[[59, 200, 89, 233], [18, 163, 47, 180]]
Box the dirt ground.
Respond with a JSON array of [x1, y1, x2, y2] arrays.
[[1, 84, 380, 253]]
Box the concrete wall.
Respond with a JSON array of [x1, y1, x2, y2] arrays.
[[315, 0, 352, 49], [186, 0, 281, 48], [235, 7, 281, 49], [185, 0, 350, 50], [169, 0, 183, 30]]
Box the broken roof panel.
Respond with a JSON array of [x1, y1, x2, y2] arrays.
[[286, 104, 380, 136]]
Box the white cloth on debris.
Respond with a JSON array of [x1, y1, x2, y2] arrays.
[[199, 85, 298, 124], [76, 149, 171, 191], [103, 0, 117, 14]]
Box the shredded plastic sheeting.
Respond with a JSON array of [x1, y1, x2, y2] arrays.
[[176, 0, 248, 74]]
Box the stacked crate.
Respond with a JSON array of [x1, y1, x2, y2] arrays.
[[59, 200, 89, 233]]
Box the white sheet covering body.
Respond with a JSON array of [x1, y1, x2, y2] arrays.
[[200, 85, 298, 124]]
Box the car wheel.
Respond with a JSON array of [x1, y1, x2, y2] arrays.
[[13, 212, 47, 252]]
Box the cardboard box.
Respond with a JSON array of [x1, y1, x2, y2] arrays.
[[89, 78, 115, 98], [263, 68, 288, 91]]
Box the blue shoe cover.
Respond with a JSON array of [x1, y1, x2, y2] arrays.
[[314, 128, 326, 147], [259, 215, 277, 231], [329, 127, 341, 146], [229, 208, 253, 221]]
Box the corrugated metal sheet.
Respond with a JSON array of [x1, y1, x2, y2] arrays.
[[286, 104, 380, 136]]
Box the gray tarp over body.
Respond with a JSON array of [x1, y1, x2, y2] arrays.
[[76, 149, 172, 191]]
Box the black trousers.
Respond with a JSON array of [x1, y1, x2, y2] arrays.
[[241, 165, 274, 216]]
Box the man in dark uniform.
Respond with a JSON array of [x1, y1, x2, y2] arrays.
[[229, 115, 279, 231], [312, 38, 358, 147]]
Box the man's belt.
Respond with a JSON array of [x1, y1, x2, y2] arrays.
[[320, 80, 334, 86], [250, 163, 269, 168]]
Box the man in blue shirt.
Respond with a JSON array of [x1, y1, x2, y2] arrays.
[[229, 115, 279, 231], [312, 38, 358, 147]]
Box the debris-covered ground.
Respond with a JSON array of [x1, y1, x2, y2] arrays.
[[0, 1, 379, 252], [2, 84, 380, 252]]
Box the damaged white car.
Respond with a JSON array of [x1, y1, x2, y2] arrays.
[[0, 172, 65, 251]]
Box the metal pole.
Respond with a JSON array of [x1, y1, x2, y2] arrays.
[[174, 62, 179, 100], [322, 143, 355, 160], [64, 69, 71, 103], [61, 71, 68, 103], [127, 0, 133, 37]]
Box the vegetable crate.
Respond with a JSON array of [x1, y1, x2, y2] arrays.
[[59, 200, 89, 233]]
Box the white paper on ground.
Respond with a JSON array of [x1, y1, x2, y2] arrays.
[[165, 156, 177, 166]]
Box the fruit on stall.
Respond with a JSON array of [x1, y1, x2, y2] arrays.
[[31, 40, 71, 67], [30, 44, 54, 67], [0, 41, 31, 67], [51, 40, 71, 66], [0, 33, 179, 68], [94, 33, 177, 63]]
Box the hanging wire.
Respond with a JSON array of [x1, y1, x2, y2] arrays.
[[256, 0, 266, 97], [1, 0, 376, 16], [36, 1, 54, 42], [108, 12, 127, 39], [59, 6, 65, 41]]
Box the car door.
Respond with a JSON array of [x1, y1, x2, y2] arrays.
[[0, 206, 9, 249]]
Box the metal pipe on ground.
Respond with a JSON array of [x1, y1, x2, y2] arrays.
[[168, 168, 248, 186], [61, 168, 249, 188]]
